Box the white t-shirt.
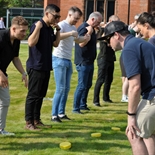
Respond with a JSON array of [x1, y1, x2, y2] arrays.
[[53, 20, 77, 60]]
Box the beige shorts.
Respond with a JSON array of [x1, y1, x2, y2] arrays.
[[136, 98, 155, 138]]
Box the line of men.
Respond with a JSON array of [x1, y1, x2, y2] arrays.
[[1, 3, 155, 155]]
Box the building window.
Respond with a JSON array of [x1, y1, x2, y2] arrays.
[[85, 0, 104, 20], [85, 0, 115, 22]]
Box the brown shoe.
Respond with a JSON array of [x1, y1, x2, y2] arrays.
[[34, 120, 52, 128], [25, 121, 41, 131]]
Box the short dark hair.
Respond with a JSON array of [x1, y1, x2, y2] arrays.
[[11, 16, 28, 26], [69, 6, 83, 16], [45, 4, 60, 13]]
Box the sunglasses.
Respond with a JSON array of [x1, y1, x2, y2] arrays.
[[49, 12, 61, 19]]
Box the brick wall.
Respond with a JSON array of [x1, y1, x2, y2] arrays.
[[60, 0, 84, 27], [116, 0, 148, 24], [44, 0, 151, 26]]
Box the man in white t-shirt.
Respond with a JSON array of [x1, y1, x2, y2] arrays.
[[51, 6, 90, 122]]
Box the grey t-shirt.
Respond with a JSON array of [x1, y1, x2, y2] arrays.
[[53, 20, 77, 60]]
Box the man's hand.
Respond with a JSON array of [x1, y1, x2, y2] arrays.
[[71, 30, 78, 38], [35, 20, 43, 29], [0, 70, 8, 88], [22, 73, 28, 88], [125, 115, 141, 139]]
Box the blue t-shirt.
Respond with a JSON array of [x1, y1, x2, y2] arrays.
[[74, 22, 97, 65], [148, 35, 155, 46], [26, 19, 56, 71], [122, 34, 155, 100]]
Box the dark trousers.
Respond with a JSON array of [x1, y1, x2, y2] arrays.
[[93, 61, 114, 103], [25, 68, 50, 121]]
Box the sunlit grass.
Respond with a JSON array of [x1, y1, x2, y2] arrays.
[[0, 44, 132, 155]]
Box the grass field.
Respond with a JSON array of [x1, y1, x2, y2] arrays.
[[0, 44, 132, 155]]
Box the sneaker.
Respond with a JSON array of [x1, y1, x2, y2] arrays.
[[51, 117, 62, 123], [34, 120, 52, 128], [121, 98, 128, 102], [0, 129, 15, 136], [58, 115, 71, 120], [94, 102, 101, 107]]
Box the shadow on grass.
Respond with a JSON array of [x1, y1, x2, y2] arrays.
[[0, 131, 130, 152]]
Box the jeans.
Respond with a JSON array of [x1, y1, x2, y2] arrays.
[[52, 56, 72, 116], [73, 64, 94, 112], [25, 68, 50, 121]]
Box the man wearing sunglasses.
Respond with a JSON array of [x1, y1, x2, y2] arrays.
[[25, 4, 61, 130], [98, 21, 155, 155], [51, 6, 90, 122]]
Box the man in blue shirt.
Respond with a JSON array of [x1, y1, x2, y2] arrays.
[[25, 4, 61, 130], [73, 12, 102, 113], [98, 21, 155, 155]]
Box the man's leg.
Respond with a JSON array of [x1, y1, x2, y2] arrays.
[[80, 64, 94, 109], [103, 62, 114, 101], [93, 65, 105, 104], [58, 60, 72, 116], [143, 135, 155, 155], [127, 132, 149, 155], [0, 86, 10, 130], [73, 65, 85, 113]]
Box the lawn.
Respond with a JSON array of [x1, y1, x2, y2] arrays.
[[0, 44, 132, 155]]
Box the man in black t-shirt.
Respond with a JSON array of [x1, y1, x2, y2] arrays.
[[0, 16, 28, 135]]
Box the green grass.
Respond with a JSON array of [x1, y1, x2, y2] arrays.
[[0, 44, 132, 155]]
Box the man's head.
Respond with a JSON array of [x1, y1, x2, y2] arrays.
[[11, 16, 28, 40], [108, 15, 120, 22], [87, 12, 102, 28], [98, 21, 130, 51], [44, 4, 61, 26], [67, 6, 82, 25]]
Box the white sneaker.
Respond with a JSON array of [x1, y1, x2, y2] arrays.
[[121, 98, 128, 102], [0, 129, 15, 135]]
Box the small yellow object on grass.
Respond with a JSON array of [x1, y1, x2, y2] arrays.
[[91, 132, 102, 137], [59, 142, 71, 150], [111, 127, 121, 131]]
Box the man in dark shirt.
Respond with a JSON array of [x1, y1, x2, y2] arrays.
[[93, 15, 119, 105], [0, 16, 28, 135], [73, 12, 102, 113], [25, 4, 61, 130], [98, 20, 155, 155]]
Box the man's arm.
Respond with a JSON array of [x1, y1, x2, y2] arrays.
[[126, 74, 141, 138], [60, 30, 78, 40], [79, 26, 93, 47], [12, 57, 28, 88], [128, 74, 141, 113], [28, 21, 42, 47], [53, 30, 60, 47]]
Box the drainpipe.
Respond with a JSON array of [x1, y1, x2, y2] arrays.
[[127, 0, 130, 25], [94, 0, 97, 11]]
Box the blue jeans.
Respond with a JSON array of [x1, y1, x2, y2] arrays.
[[52, 56, 72, 116], [73, 64, 94, 112]]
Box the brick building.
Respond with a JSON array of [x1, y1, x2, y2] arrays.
[[44, 0, 155, 26]]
